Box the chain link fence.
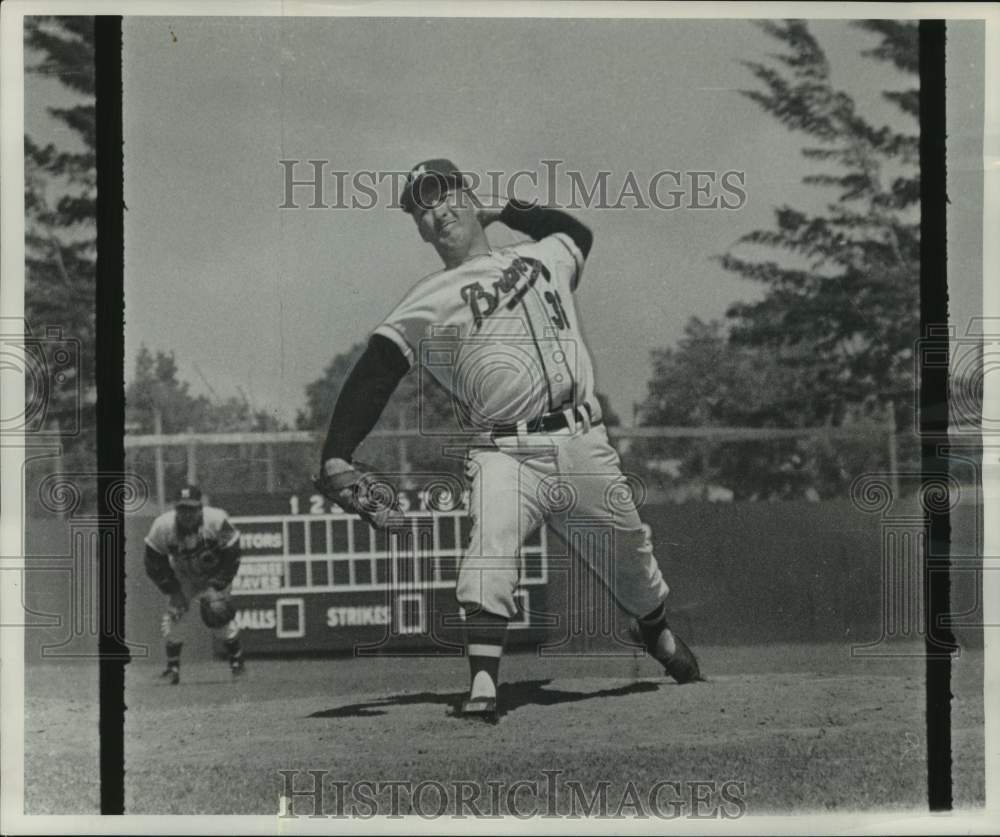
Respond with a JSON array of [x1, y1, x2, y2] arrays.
[[121, 423, 921, 513]]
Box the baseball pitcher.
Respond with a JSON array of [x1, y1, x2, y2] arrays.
[[143, 484, 245, 684], [316, 159, 702, 721]]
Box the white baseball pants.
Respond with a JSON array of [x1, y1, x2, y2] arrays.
[[456, 423, 669, 620]]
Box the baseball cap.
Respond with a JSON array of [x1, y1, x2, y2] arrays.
[[400, 158, 468, 214], [174, 484, 203, 507]]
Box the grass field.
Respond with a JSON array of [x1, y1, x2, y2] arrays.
[[24, 643, 984, 817]]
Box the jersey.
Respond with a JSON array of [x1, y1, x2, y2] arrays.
[[144, 506, 240, 589], [374, 232, 599, 428]]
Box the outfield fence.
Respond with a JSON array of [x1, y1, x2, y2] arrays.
[[21, 422, 982, 660], [120, 423, 914, 513]]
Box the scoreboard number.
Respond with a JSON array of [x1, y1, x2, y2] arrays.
[[288, 489, 471, 517], [287, 494, 338, 515]]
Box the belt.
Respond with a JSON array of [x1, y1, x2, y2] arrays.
[[491, 404, 601, 438]]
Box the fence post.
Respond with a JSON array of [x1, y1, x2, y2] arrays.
[[186, 432, 198, 486], [153, 409, 166, 511], [265, 443, 276, 493]]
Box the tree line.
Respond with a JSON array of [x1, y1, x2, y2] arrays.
[[25, 18, 950, 505]]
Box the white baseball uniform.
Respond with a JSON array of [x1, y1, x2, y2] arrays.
[[373, 231, 669, 620], [145, 507, 241, 642]]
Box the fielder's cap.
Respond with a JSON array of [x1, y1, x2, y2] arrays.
[[174, 484, 203, 507], [400, 158, 467, 214]]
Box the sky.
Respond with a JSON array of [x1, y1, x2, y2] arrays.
[[27, 15, 986, 426]]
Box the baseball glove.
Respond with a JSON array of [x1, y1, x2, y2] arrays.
[[199, 587, 236, 629], [313, 458, 405, 530]]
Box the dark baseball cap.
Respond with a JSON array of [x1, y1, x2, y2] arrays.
[[174, 484, 203, 507], [400, 158, 468, 214]]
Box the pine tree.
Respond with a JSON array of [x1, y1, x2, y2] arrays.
[[639, 21, 919, 500], [719, 20, 919, 430], [24, 16, 97, 462]]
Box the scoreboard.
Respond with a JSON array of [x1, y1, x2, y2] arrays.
[[226, 489, 553, 654]]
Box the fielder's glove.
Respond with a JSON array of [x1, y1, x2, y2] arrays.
[[314, 458, 406, 530], [199, 587, 236, 629]]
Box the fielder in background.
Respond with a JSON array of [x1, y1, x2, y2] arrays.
[[316, 159, 703, 722], [143, 484, 245, 684]]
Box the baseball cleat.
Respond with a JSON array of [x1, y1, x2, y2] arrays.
[[230, 658, 245, 677], [160, 666, 180, 685], [459, 695, 499, 724], [628, 621, 705, 684], [662, 633, 705, 684]]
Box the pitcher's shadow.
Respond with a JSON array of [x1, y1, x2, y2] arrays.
[[308, 678, 660, 720]]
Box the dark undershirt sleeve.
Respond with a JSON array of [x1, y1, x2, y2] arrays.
[[499, 199, 593, 259], [144, 544, 181, 596], [320, 333, 410, 463], [208, 543, 242, 589]]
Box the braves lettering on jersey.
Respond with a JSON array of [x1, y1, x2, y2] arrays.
[[373, 232, 598, 428], [144, 506, 240, 587]]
